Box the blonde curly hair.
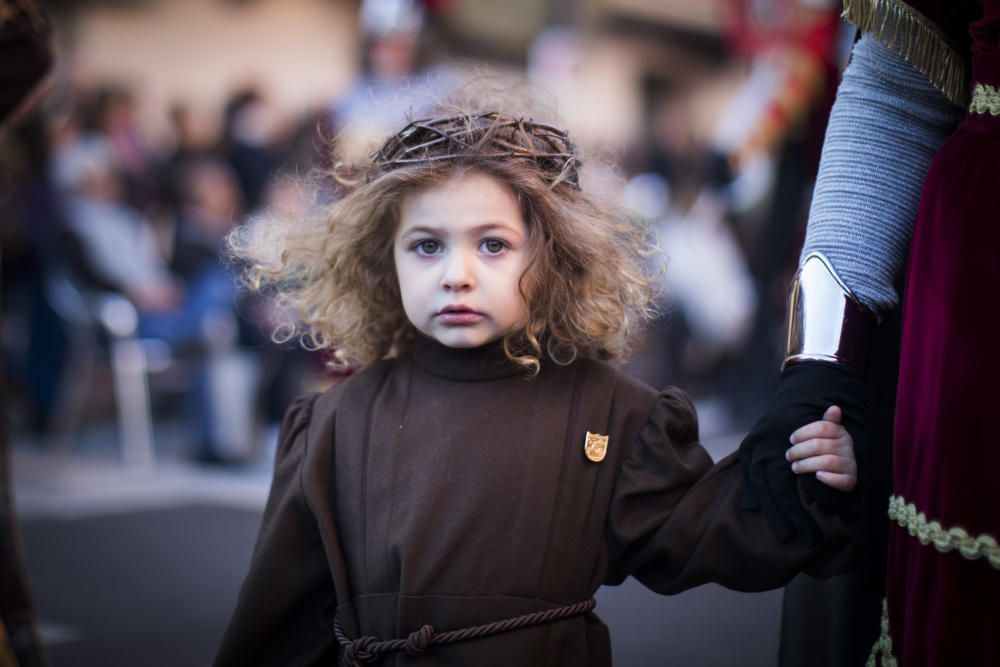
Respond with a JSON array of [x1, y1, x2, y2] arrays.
[[229, 103, 659, 375]]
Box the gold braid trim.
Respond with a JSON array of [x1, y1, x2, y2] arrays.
[[887, 495, 1000, 569], [970, 83, 1000, 116], [842, 0, 968, 107], [865, 599, 898, 667]]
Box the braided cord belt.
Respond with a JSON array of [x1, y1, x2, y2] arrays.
[[334, 597, 597, 666]]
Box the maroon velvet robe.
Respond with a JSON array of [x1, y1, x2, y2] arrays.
[[886, 1, 1000, 664]]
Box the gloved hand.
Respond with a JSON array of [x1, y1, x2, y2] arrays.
[[739, 361, 868, 544]]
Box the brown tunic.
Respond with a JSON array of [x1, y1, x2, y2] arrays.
[[215, 335, 853, 666]]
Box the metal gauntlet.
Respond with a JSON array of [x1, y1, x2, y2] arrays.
[[783, 252, 876, 374]]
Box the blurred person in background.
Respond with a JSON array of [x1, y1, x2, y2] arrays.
[[330, 0, 457, 161], [616, 0, 847, 419], [624, 85, 758, 396], [82, 84, 159, 213], [51, 130, 183, 315], [171, 157, 243, 287], [158, 101, 218, 219], [221, 87, 288, 212], [707, 0, 846, 422], [50, 129, 254, 464], [169, 156, 259, 464]]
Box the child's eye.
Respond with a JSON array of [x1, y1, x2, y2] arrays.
[[480, 238, 508, 255], [413, 240, 442, 256]]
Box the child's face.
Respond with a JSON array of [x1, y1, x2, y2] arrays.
[[394, 171, 529, 349]]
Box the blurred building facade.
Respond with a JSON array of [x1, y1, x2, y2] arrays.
[[43, 0, 729, 152]]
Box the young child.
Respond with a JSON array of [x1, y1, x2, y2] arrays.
[[216, 109, 858, 666]]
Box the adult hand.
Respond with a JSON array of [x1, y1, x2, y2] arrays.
[[738, 361, 867, 544]]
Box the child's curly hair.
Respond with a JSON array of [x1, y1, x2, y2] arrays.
[[229, 99, 659, 375]]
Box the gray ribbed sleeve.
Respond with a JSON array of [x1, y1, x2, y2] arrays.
[[800, 33, 964, 317]]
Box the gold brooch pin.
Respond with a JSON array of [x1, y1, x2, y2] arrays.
[[584, 431, 609, 463]]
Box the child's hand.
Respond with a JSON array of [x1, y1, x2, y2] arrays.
[[785, 406, 857, 492]]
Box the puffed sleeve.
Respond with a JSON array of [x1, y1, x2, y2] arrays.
[[214, 393, 337, 666], [605, 387, 853, 594]]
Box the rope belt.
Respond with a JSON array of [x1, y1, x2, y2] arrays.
[[334, 597, 597, 666]]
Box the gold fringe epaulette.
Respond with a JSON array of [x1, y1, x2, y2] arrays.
[[842, 0, 968, 107]]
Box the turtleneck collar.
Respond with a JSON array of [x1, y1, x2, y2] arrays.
[[411, 332, 526, 381]]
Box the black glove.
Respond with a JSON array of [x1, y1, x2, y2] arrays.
[[739, 361, 868, 544]]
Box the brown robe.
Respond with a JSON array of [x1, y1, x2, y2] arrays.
[[215, 334, 853, 666]]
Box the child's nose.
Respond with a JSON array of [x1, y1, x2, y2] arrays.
[[441, 250, 475, 291]]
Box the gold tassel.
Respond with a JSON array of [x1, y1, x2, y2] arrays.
[[842, 0, 969, 107], [866, 599, 899, 667]]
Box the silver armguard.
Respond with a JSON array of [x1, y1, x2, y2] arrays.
[[783, 252, 876, 374]]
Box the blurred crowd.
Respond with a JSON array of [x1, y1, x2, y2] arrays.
[[2, 79, 330, 463], [2, 0, 854, 466], [3, 0, 470, 466]]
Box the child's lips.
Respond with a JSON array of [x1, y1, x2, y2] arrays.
[[437, 306, 485, 325]]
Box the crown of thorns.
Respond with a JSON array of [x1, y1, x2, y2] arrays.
[[371, 111, 581, 188]]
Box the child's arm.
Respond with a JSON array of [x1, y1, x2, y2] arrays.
[[786, 405, 857, 492], [606, 388, 856, 596], [215, 394, 338, 666]]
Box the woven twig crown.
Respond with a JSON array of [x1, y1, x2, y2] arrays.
[[371, 111, 580, 187]]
